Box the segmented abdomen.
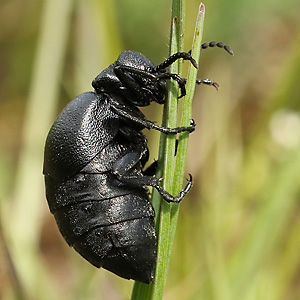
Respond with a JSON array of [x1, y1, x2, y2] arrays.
[[45, 172, 156, 283]]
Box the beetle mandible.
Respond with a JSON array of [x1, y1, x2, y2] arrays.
[[43, 41, 233, 284]]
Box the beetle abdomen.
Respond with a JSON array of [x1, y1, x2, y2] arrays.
[[46, 171, 156, 283], [43, 48, 212, 283], [74, 218, 156, 283], [45, 172, 138, 213]]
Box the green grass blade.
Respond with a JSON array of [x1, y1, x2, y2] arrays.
[[151, 20, 181, 300], [169, 2, 206, 264], [152, 2, 207, 300], [131, 2, 182, 298]]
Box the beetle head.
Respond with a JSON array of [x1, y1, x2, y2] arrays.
[[92, 51, 167, 107]]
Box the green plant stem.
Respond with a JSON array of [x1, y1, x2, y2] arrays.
[[132, 2, 205, 300], [151, 3, 183, 300], [131, 1, 183, 298], [169, 3, 206, 258], [153, 3, 205, 300]]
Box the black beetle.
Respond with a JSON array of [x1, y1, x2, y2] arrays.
[[43, 42, 233, 283]]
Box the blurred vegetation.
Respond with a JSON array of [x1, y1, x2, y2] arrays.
[[0, 0, 300, 299]]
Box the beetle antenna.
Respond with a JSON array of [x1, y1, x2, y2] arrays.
[[201, 41, 234, 56], [153, 52, 198, 72]]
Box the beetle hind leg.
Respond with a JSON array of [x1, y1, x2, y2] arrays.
[[153, 174, 193, 203], [113, 151, 193, 204]]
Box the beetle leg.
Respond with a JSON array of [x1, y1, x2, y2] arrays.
[[151, 173, 193, 203], [115, 65, 157, 81], [114, 65, 157, 103], [182, 78, 219, 90], [158, 73, 186, 98], [153, 52, 198, 72], [115, 65, 193, 102], [112, 151, 192, 203], [112, 152, 145, 176], [110, 98, 195, 134], [116, 171, 193, 204]]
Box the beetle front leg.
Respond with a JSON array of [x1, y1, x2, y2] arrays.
[[158, 73, 187, 98]]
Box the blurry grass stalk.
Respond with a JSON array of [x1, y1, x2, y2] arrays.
[[131, 2, 205, 300], [2, 0, 74, 298]]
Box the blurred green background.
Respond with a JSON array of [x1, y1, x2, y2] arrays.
[[1, 0, 300, 299]]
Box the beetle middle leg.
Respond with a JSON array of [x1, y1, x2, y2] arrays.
[[110, 98, 195, 134]]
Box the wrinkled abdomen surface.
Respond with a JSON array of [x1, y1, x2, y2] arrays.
[[45, 172, 156, 284]]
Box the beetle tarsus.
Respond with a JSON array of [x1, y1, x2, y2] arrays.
[[154, 174, 193, 204]]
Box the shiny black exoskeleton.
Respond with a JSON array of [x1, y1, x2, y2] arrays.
[[43, 42, 233, 284]]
